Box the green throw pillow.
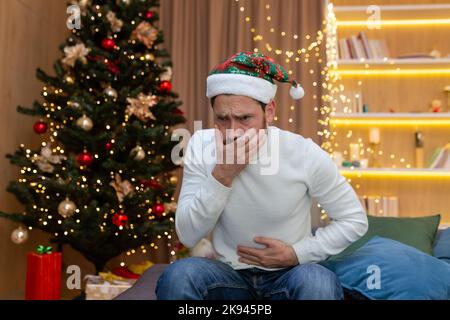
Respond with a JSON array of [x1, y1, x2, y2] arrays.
[[329, 215, 441, 260]]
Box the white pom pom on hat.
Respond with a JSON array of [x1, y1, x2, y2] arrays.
[[290, 82, 305, 100]]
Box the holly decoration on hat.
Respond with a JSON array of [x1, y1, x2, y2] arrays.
[[208, 51, 305, 100]]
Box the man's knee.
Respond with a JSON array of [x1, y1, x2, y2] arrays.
[[288, 263, 343, 300], [155, 257, 211, 299], [157, 257, 206, 286]]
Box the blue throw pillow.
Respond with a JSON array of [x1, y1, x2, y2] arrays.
[[433, 228, 450, 262], [321, 236, 450, 300]]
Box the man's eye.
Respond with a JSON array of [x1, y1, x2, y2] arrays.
[[240, 116, 250, 121], [217, 117, 228, 121]]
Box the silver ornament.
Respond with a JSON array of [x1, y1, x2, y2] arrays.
[[11, 226, 28, 244], [104, 87, 118, 99], [130, 145, 145, 161], [76, 115, 93, 131], [58, 198, 77, 218]]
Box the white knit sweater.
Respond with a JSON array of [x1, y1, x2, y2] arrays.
[[175, 126, 368, 270]]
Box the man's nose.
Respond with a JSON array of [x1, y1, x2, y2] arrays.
[[226, 121, 245, 142]]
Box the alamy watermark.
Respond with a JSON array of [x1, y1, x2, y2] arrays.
[[67, 5, 81, 30], [367, 264, 381, 290]]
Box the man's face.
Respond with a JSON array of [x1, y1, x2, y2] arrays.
[[212, 95, 275, 144]]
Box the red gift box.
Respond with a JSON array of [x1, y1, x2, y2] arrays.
[[25, 251, 62, 300]]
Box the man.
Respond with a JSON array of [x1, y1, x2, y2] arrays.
[[156, 51, 368, 300]]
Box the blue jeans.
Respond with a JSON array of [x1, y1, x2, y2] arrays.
[[156, 257, 343, 300]]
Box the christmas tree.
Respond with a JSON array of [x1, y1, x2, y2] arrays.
[[0, 0, 185, 273]]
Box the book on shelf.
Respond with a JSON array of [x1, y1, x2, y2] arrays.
[[338, 32, 390, 60], [428, 144, 450, 169], [359, 196, 399, 217]]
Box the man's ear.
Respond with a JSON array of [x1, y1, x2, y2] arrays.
[[265, 100, 276, 124]]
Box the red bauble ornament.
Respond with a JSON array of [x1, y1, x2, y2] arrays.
[[140, 179, 163, 190], [33, 121, 47, 134], [173, 108, 184, 116], [152, 203, 165, 217], [106, 61, 120, 75], [112, 212, 128, 227], [77, 151, 94, 166], [102, 38, 116, 51], [159, 81, 172, 93], [105, 142, 114, 150], [145, 10, 154, 19]]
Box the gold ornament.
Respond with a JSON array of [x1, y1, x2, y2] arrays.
[[130, 145, 145, 161], [107, 11, 123, 32], [33, 145, 67, 173], [132, 22, 158, 49], [58, 198, 77, 218], [126, 93, 157, 122], [76, 115, 93, 131], [104, 86, 118, 99], [62, 43, 91, 67], [145, 53, 155, 61], [169, 176, 178, 185], [65, 75, 75, 84], [11, 226, 28, 244], [110, 173, 134, 203]]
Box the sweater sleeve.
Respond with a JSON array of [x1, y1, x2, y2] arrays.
[[292, 140, 368, 264], [175, 131, 232, 248]]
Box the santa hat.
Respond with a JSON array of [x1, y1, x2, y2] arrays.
[[206, 51, 305, 104]]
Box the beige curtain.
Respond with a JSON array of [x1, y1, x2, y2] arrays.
[[159, 0, 325, 142]]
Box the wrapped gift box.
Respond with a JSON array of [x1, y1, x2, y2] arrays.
[[25, 249, 62, 300], [84, 275, 136, 300]]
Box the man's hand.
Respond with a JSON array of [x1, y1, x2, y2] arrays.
[[212, 126, 266, 187], [237, 237, 299, 268]]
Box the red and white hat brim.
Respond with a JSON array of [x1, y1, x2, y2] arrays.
[[206, 73, 278, 104]]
